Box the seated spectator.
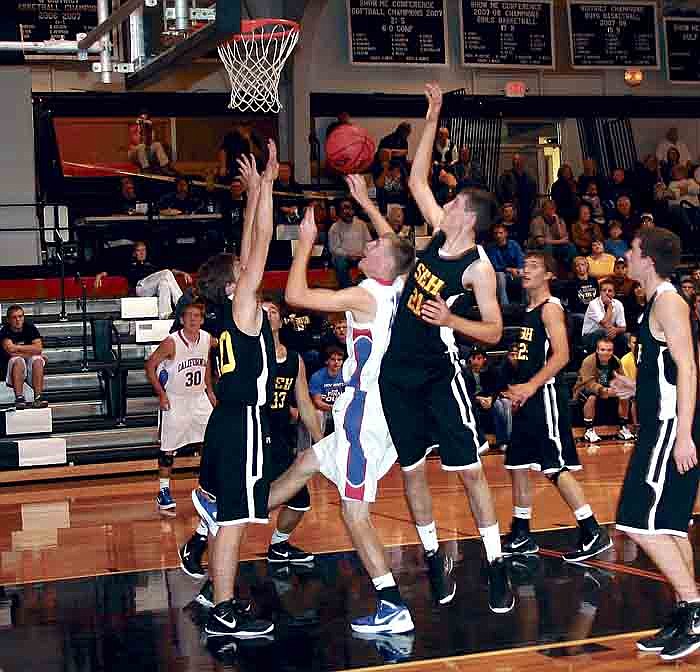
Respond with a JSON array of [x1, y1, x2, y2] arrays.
[[550, 163, 579, 225], [117, 177, 139, 215], [606, 167, 633, 206], [128, 111, 174, 175], [581, 181, 607, 228], [497, 154, 537, 233], [320, 313, 348, 359], [492, 341, 519, 452], [656, 127, 691, 167], [529, 199, 576, 266], [487, 222, 524, 306], [660, 147, 682, 185], [566, 256, 599, 337], [639, 211, 655, 232], [273, 162, 304, 227], [572, 203, 604, 255], [608, 257, 636, 302], [432, 126, 458, 167], [604, 221, 629, 258], [158, 178, 203, 215], [387, 206, 411, 239], [217, 125, 264, 180], [623, 283, 646, 334], [377, 122, 411, 164], [0, 305, 48, 409], [634, 155, 662, 213], [374, 157, 409, 213], [582, 278, 626, 355], [308, 346, 346, 435], [666, 164, 700, 236], [586, 239, 616, 280], [578, 158, 602, 197], [610, 195, 639, 242], [328, 198, 372, 288], [680, 276, 696, 304], [452, 145, 484, 189], [619, 333, 638, 426], [573, 337, 634, 443], [463, 346, 499, 439], [496, 202, 521, 243], [95, 241, 191, 319]]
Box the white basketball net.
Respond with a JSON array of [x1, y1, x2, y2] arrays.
[[218, 22, 299, 114]]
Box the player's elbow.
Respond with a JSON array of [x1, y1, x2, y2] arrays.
[[482, 322, 503, 346]]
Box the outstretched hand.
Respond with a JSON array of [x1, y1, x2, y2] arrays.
[[298, 206, 318, 248], [262, 139, 279, 183], [425, 82, 443, 122], [236, 153, 259, 193], [345, 174, 370, 206]]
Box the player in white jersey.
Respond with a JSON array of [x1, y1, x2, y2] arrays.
[[145, 302, 217, 511], [279, 196, 415, 635]]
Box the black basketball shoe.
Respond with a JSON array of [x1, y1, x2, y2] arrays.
[[637, 602, 687, 652], [425, 549, 456, 605], [487, 557, 515, 613], [502, 529, 539, 556], [267, 541, 315, 564], [562, 526, 612, 563], [179, 533, 208, 579], [196, 579, 252, 613], [660, 603, 700, 660], [205, 599, 274, 639]]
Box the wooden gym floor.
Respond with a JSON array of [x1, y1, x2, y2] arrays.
[[0, 439, 699, 671]]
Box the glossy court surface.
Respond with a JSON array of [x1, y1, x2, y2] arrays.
[[1, 440, 699, 671]]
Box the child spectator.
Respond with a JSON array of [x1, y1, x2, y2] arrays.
[[604, 221, 629, 258], [586, 239, 616, 280]]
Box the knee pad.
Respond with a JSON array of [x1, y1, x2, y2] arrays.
[[545, 467, 568, 485], [159, 452, 175, 468]]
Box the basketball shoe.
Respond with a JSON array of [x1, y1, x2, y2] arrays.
[[637, 602, 687, 652], [660, 603, 700, 660], [350, 600, 414, 634], [562, 526, 612, 563], [502, 529, 539, 556], [179, 533, 207, 579], [156, 487, 176, 510], [196, 579, 252, 613], [425, 549, 456, 605], [267, 541, 315, 564], [205, 599, 274, 639], [487, 557, 515, 613]]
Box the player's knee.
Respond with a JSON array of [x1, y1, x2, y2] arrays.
[[295, 448, 320, 478], [341, 500, 370, 527], [159, 452, 175, 468], [457, 465, 483, 486]]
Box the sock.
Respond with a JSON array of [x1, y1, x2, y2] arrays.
[[271, 529, 291, 546], [159, 478, 170, 490], [479, 523, 502, 563], [512, 506, 532, 534], [584, 418, 594, 428], [196, 521, 208, 537], [15, 394, 24, 401], [373, 573, 402, 605], [416, 522, 439, 554], [574, 504, 599, 539]]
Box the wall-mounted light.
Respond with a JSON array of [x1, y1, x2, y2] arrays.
[[504, 81, 527, 97], [624, 69, 644, 87]]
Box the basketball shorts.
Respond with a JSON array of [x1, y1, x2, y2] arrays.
[[5, 355, 45, 387], [198, 402, 271, 526], [265, 432, 311, 511], [616, 415, 700, 537], [379, 354, 488, 472], [159, 392, 213, 453], [313, 384, 397, 502], [505, 382, 581, 474]]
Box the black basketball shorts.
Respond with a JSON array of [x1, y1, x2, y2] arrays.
[[264, 434, 311, 511], [199, 402, 271, 525], [617, 415, 700, 537], [505, 382, 581, 474], [379, 354, 488, 472]]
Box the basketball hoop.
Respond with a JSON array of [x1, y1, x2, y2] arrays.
[[218, 19, 300, 114]]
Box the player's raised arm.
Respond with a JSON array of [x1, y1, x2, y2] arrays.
[[408, 83, 446, 232], [345, 174, 393, 239], [233, 140, 277, 333], [236, 153, 262, 269], [285, 207, 376, 321]]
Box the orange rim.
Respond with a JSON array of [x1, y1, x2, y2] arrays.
[[222, 18, 300, 43]]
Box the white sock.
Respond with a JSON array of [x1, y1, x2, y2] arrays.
[[196, 521, 208, 537], [416, 522, 439, 553], [514, 506, 532, 519], [271, 529, 291, 546], [574, 504, 593, 521], [479, 524, 502, 563], [159, 478, 170, 490], [372, 573, 397, 590]]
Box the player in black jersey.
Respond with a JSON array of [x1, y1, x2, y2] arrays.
[[378, 83, 513, 614], [611, 229, 700, 661], [190, 143, 280, 640], [502, 251, 611, 562]]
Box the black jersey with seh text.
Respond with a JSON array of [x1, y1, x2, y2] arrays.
[[215, 306, 276, 406], [383, 232, 488, 369], [513, 297, 565, 385], [269, 349, 300, 436]]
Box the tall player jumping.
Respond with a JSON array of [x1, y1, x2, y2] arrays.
[[378, 83, 514, 613], [612, 229, 700, 661]]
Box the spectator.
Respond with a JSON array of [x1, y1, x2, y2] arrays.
[[487, 222, 524, 306], [634, 155, 662, 213], [0, 305, 48, 409], [308, 345, 346, 435], [623, 283, 646, 334], [582, 278, 626, 354], [117, 177, 139, 215], [497, 154, 538, 232], [610, 195, 639, 243], [217, 125, 264, 180], [432, 126, 458, 167], [578, 158, 602, 197], [619, 333, 638, 426], [572, 203, 604, 255], [566, 256, 599, 337], [496, 202, 521, 243], [668, 164, 700, 208], [656, 127, 691, 167], [463, 346, 499, 440], [158, 178, 203, 215], [95, 241, 191, 319], [374, 157, 409, 213], [581, 181, 607, 228], [310, 198, 332, 245], [604, 221, 629, 258], [550, 163, 579, 225], [529, 199, 576, 267], [608, 257, 636, 302], [573, 337, 634, 443], [586, 239, 616, 280], [328, 198, 372, 288], [320, 314, 348, 359], [377, 122, 411, 163], [606, 167, 633, 205], [639, 211, 655, 232], [387, 206, 411, 239], [692, 267, 700, 284], [660, 147, 682, 185], [452, 145, 484, 189], [220, 177, 246, 254], [680, 275, 696, 304], [492, 342, 519, 452], [127, 111, 174, 175], [432, 165, 458, 206], [273, 162, 304, 228]]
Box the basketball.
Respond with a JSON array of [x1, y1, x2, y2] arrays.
[[325, 124, 376, 174]]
